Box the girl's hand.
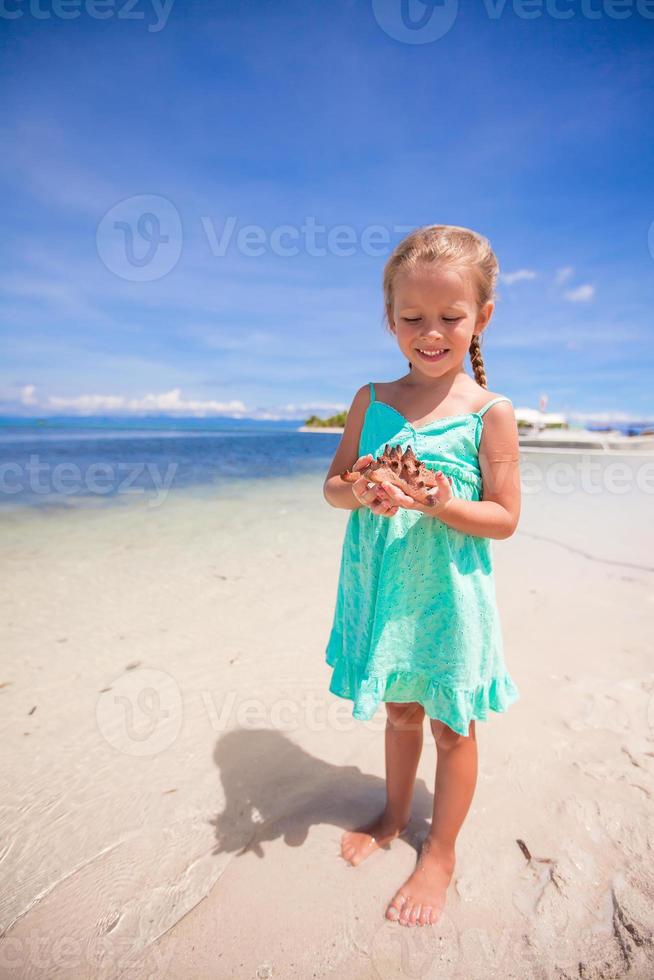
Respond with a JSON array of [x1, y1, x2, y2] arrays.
[[379, 471, 454, 516], [349, 455, 400, 518]]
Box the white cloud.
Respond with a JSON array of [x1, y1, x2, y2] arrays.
[[554, 266, 574, 284], [27, 386, 249, 418], [10, 386, 352, 420], [20, 384, 38, 406], [500, 269, 537, 285], [564, 284, 595, 303]]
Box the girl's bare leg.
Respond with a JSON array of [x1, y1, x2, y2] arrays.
[[340, 701, 425, 866], [385, 718, 478, 926]]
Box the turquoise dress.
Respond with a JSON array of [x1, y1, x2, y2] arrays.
[[325, 381, 520, 737]]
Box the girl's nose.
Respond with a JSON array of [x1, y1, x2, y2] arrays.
[[420, 323, 444, 337]]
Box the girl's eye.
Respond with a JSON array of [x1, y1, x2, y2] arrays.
[[402, 316, 461, 324]]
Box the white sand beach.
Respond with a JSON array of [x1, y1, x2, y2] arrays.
[[2, 455, 654, 979]]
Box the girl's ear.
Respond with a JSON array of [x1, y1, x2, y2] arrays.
[[475, 301, 493, 333], [386, 302, 396, 333]]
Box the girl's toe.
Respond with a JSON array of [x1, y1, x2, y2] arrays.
[[409, 903, 421, 926], [399, 897, 413, 925], [419, 906, 433, 926], [386, 893, 407, 921]]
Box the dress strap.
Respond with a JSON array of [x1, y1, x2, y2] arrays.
[[478, 396, 512, 417], [368, 381, 376, 403]]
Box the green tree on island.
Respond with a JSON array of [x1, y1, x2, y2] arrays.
[[304, 411, 347, 428]]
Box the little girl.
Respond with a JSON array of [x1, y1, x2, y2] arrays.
[[323, 224, 521, 928]]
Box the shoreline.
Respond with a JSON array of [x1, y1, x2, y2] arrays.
[[298, 423, 654, 452]]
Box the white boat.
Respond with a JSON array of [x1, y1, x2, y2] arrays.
[[518, 427, 654, 451], [516, 407, 654, 451]]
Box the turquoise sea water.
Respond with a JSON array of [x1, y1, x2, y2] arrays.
[[0, 417, 336, 512]]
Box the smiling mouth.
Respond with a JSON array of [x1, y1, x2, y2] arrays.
[[416, 348, 449, 359]]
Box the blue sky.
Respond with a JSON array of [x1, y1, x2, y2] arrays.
[[1, 0, 653, 422]]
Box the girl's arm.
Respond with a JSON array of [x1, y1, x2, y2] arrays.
[[382, 401, 522, 540], [323, 385, 370, 510]]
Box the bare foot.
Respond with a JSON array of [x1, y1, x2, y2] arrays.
[[385, 837, 455, 926], [340, 812, 410, 867]]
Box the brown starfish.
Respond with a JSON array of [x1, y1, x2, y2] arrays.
[[340, 444, 440, 507]]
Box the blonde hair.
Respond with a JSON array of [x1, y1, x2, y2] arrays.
[[382, 224, 499, 389]]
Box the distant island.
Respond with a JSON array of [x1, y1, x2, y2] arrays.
[[303, 412, 347, 428]]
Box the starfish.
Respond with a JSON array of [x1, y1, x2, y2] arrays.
[[340, 443, 440, 507]]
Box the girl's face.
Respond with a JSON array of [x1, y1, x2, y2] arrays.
[[387, 262, 493, 377]]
